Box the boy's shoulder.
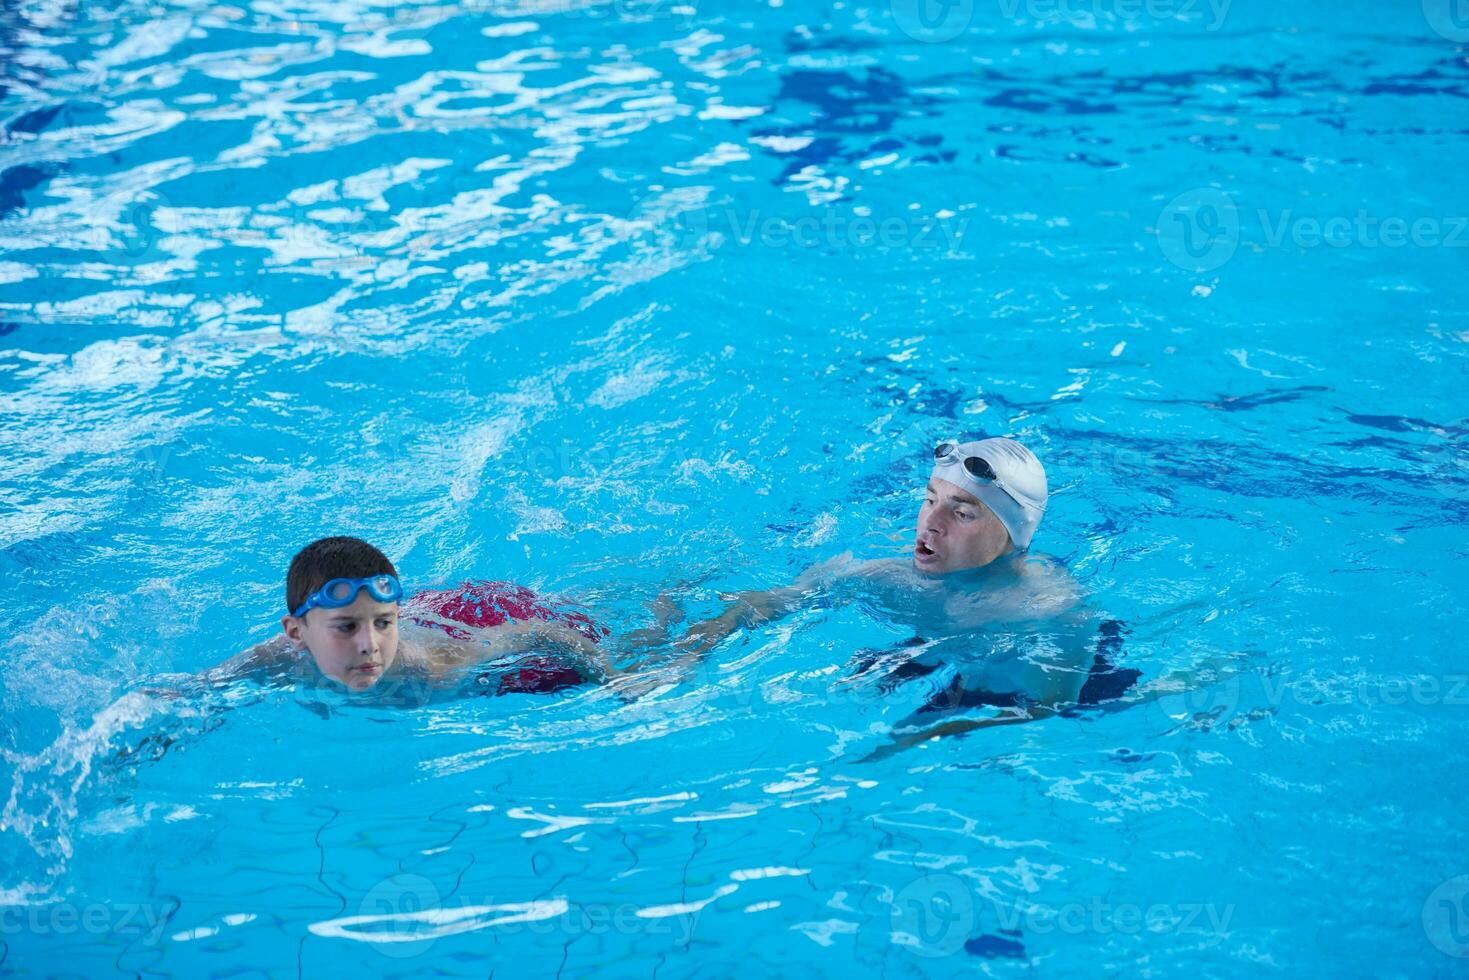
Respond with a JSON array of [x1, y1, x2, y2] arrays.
[[218, 634, 296, 679]]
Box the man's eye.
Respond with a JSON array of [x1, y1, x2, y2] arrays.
[[955, 509, 972, 520], [376, 619, 393, 629], [335, 624, 354, 633]]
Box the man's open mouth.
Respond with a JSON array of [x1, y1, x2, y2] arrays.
[[914, 540, 938, 562]]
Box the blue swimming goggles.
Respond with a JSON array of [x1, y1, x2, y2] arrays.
[[291, 574, 404, 619]]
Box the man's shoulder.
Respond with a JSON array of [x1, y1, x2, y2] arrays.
[[839, 555, 920, 585], [1016, 552, 1075, 585], [797, 551, 884, 585], [1017, 553, 1084, 609], [940, 553, 1084, 624]]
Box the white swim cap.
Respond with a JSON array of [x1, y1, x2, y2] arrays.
[[929, 437, 1048, 550]]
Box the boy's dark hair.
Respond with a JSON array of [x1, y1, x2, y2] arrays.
[[286, 536, 398, 614]]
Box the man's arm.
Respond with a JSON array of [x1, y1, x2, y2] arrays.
[[675, 585, 804, 655], [861, 614, 1097, 759], [594, 554, 868, 700], [677, 552, 864, 656]]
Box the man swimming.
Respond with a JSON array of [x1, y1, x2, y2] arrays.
[[671, 437, 1126, 753]]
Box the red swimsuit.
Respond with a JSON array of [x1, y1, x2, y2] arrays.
[[404, 581, 609, 695]]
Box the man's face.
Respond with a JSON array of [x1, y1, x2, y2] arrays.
[[282, 590, 400, 691], [913, 477, 1013, 575]]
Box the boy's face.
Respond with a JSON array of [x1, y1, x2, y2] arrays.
[[913, 477, 1013, 575], [281, 591, 400, 692]]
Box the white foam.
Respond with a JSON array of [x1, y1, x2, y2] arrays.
[[309, 899, 568, 943], [635, 884, 738, 918]]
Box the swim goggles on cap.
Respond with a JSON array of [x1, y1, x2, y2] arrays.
[[933, 441, 1024, 508], [291, 575, 404, 619]]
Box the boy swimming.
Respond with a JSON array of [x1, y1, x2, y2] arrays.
[[222, 536, 611, 699]]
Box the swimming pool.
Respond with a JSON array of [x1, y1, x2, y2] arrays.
[[3, 0, 1467, 973]]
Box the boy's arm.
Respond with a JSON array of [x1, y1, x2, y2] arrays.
[[417, 619, 614, 682], [213, 635, 297, 681], [142, 634, 295, 700]]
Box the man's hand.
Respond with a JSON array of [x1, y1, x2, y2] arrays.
[[676, 606, 748, 655], [859, 708, 1047, 763]]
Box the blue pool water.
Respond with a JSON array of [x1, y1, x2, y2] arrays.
[[3, 0, 1468, 973]]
